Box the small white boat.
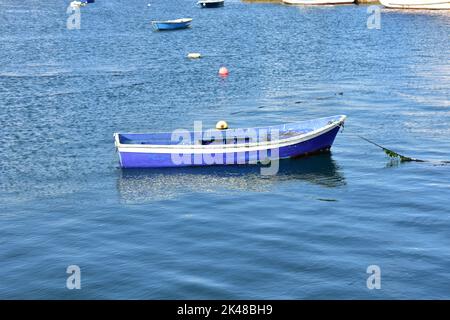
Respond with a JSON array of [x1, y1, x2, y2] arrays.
[[282, 0, 354, 5], [70, 1, 87, 8], [379, 0, 450, 9]]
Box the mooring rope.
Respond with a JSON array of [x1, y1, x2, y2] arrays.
[[358, 136, 450, 165]]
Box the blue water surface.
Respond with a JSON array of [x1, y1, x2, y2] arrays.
[[1, 0, 450, 299]]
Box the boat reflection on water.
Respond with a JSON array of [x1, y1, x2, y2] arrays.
[[116, 153, 345, 203]]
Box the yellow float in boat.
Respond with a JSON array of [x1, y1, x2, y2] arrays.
[[216, 120, 228, 130], [187, 53, 202, 59]]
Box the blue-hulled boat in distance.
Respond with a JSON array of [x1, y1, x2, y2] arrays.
[[197, 0, 225, 8], [114, 115, 346, 168], [151, 18, 192, 31]]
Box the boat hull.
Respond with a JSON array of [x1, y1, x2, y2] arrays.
[[117, 126, 342, 168], [283, 0, 355, 5], [152, 20, 192, 31], [379, 0, 450, 9], [198, 1, 225, 8]]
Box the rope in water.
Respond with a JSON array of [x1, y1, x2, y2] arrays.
[[358, 136, 450, 165]]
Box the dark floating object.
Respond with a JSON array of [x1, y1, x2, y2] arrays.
[[315, 96, 333, 101], [317, 198, 338, 202], [197, 0, 225, 8], [294, 92, 342, 104]]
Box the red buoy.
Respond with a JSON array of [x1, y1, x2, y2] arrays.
[[218, 66, 229, 77]]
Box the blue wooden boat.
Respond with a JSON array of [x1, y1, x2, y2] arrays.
[[114, 115, 346, 168], [151, 18, 192, 31], [197, 0, 225, 8]]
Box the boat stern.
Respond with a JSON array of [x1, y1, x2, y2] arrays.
[[113, 133, 125, 167]]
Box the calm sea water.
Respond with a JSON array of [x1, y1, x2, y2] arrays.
[[1, 0, 450, 299]]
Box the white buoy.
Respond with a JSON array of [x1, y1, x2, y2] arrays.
[[187, 53, 201, 59]]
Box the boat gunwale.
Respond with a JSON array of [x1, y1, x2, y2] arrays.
[[151, 18, 193, 25], [114, 115, 346, 153]]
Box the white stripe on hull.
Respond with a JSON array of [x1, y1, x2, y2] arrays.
[[115, 117, 345, 155]]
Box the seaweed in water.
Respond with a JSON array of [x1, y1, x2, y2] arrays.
[[359, 136, 425, 163], [362, 137, 450, 166]]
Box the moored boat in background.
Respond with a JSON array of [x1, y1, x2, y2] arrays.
[[379, 0, 450, 9], [282, 0, 354, 4], [197, 0, 225, 8], [151, 18, 193, 31]]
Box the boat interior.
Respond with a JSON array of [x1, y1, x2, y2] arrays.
[[117, 115, 344, 146]]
